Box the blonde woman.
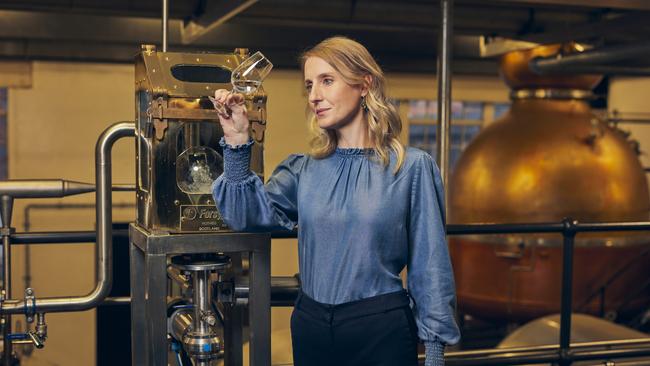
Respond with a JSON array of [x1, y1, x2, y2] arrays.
[[211, 36, 460, 366]]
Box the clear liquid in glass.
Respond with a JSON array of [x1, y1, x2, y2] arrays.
[[232, 80, 263, 94]]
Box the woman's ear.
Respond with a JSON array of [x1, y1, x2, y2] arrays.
[[361, 74, 373, 97]]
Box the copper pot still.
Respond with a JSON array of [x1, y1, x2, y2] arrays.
[[448, 44, 650, 322]]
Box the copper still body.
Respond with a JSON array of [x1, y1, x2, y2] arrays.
[[449, 44, 650, 321]]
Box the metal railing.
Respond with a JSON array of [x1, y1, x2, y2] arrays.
[[7, 218, 650, 365], [273, 219, 650, 366]]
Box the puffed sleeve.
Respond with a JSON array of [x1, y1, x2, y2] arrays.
[[407, 153, 460, 357], [211, 137, 304, 232]]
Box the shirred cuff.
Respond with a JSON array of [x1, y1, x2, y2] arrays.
[[424, 341, 445, 366], [219, 137, 254, 182]]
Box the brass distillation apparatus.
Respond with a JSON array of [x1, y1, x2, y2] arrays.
[[131, 45, 271, 366], [449, 44, 650, 321]]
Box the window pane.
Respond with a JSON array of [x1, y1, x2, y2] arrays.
[[450, 101, 464, 120], [408, 100, 428, 120], [463, 102, 484, 120]]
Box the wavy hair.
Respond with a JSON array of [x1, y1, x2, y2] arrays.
[[300, 36, 405, 173]]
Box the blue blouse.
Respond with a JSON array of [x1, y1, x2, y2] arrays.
[[212, 139, 461, 349]]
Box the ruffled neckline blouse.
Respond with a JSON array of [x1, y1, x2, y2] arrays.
[[334, 147, 375, 156]]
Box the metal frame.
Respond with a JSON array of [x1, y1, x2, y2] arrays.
[[129, 223, 271, 366]]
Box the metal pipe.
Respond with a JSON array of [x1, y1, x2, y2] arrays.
[[446, 221, 650, 235], [1, 194, 14, 364], [10, 230, 129, 244], [436, 0, 453, 212], [445, 338, 650, 357], [442, 347, 650, 365], [530, 41, 650, 75], [193, 270, 211, 334], [170, 308, 193, 342], [8, 220, 650, 245], [272, 220, 650, 239], [99, 296, 131, 306], [559, 219, 577, 366], [96, 273, 299, 307], [440, 348, 650, 366], [0, 180, 94, 198], [0, 195, 12, 229], [167, 266, 190, 291], [3, 235, 12, 364], [162, 0, 168, 52], [534, 65, 650, 76], [0, 122, 135, 314], [439, 340, 650, 365], [584, 361, 650, 366], [0, 180, 133, 199], [11, 339, 34, 346], [234, 275, 300, 306]]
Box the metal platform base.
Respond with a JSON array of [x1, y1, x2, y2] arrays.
[[129, 223, 271, 366]]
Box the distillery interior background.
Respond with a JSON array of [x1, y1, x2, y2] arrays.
[[0, 0, 650, 365]]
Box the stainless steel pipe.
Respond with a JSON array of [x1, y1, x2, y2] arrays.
[[167, 266, 191, 291], [0, 122, 135, 314], [2, 192, 15, 364], [194, 270, 212, 335], [233, 275, 300, 306], [0, 180, 133, 198], [162, 0, 168, 52], [436, 0, 453, 212]]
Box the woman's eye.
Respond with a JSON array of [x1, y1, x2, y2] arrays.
[[323, 78, 333, 85], [305, 84, 312, 91]]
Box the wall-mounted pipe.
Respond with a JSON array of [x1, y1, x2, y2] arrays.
[[0, 122, 135, 314], [0, 180, 133, 198]]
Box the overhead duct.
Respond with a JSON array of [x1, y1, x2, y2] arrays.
[[182, 0, 258, 45]]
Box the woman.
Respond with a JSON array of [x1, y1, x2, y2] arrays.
[[211, 36, 460, 366]]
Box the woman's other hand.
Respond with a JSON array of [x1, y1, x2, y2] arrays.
[[212, 89, 250, 146]]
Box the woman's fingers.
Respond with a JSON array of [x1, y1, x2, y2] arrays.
[[212, 89, 230, 109], [225, 92, 245, 106], [213, 90, 244, 107], [212, 90, 248, 129]]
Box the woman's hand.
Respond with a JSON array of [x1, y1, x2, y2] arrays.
[[211, 89, 250, 146]]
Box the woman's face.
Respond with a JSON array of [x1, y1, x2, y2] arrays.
[[304, 56, 365, 131]]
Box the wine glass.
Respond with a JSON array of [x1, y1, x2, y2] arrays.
[[209, 51, 273, 115]]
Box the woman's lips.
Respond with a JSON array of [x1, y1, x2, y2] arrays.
[[316, 108, 330, 117]]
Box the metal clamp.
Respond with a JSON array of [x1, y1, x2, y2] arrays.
[[0, 227, 14, 236], [24, 288, 36, 323], [200, 310, 217, 327]]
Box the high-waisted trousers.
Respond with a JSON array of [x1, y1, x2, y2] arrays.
[[290, 290, 419, 366]]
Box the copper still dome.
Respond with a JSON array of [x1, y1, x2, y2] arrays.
[[448, 44, 650, 321]]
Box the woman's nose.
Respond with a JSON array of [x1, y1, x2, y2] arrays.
[[309, 85, 322, 103]]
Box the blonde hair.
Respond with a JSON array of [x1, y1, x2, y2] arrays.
[[300, 36, 405, 173]]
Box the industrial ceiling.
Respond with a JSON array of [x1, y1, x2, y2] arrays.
[[0, 0, 649, 74]]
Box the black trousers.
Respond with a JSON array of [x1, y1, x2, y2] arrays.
[[290, 290, 419, 366]]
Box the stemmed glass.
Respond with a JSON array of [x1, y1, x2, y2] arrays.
[[209, 51, 273, 116]]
